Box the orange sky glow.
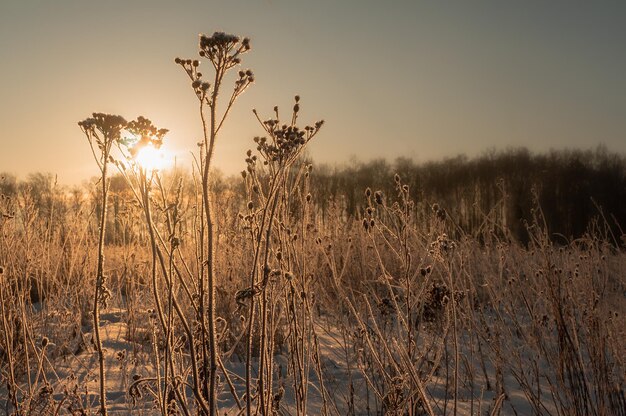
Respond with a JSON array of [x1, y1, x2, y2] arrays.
[[0, 1, 625, 185]]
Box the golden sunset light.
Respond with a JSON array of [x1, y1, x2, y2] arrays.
[[134, 143, 170, 172], [0, 2, 624, 415]]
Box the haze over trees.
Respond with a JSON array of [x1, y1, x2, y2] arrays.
[[3, 146, 624, 247]]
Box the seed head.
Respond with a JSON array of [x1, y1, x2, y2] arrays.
[[374, 191, 383, 205]]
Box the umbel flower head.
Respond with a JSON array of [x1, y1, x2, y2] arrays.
[[198, 31, 251, 69], [122, 116, 169, 157], [78, 113, 127, 142], [78, 113, 127, 167], [175, 32, 253, 106]]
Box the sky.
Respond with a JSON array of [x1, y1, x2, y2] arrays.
[[0, 0, 625, 185]]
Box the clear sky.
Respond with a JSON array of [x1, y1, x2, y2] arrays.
[[1, 0, 625, 184]]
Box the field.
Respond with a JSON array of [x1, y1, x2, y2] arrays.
[[1, 31, 625, 416]]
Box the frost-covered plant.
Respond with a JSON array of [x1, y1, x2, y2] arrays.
[[78, 112, 127, 416], [175, 31, 253, 414], [238, 97, 323, 414]]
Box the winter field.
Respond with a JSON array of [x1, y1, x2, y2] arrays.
[[1, 32, 625, 415], [1, 168, 625, 415]]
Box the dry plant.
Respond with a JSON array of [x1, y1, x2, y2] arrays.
[[1, 30, 625, 416], [175, 32, 253, 415], [235, 97, 323, 415], [78, 113, 127, 416]]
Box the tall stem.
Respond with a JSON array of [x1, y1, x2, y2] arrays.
[[200, 65, 223, 415], [94, 153, 109, 416]]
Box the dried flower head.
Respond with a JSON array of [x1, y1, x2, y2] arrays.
[[199, 32, 251, 69], [122, 116, 168, 158], [374, 191, 383, 205], [252, 97, 322, 168], [78, 113, 127, 158]]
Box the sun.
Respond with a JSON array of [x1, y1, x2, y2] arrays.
[[134, 143, 170, 172]]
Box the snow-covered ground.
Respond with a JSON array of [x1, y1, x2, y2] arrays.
[[2, 306, 569, 415]]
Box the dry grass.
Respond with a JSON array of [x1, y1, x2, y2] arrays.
[[0, 32, 624, 416]]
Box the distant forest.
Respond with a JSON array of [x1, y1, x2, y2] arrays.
[[1, 146, 625, 245], [308, 147, 626, 245]]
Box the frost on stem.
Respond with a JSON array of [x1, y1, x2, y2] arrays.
[[77, 111, 127, 416], [173, 31, 254, 416]]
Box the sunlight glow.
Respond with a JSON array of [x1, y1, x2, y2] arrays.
[[134, 143, 170, 172]]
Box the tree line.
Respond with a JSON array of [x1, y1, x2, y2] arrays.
[[2, 146, 625, 246], [308, 146, 626, 245]]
